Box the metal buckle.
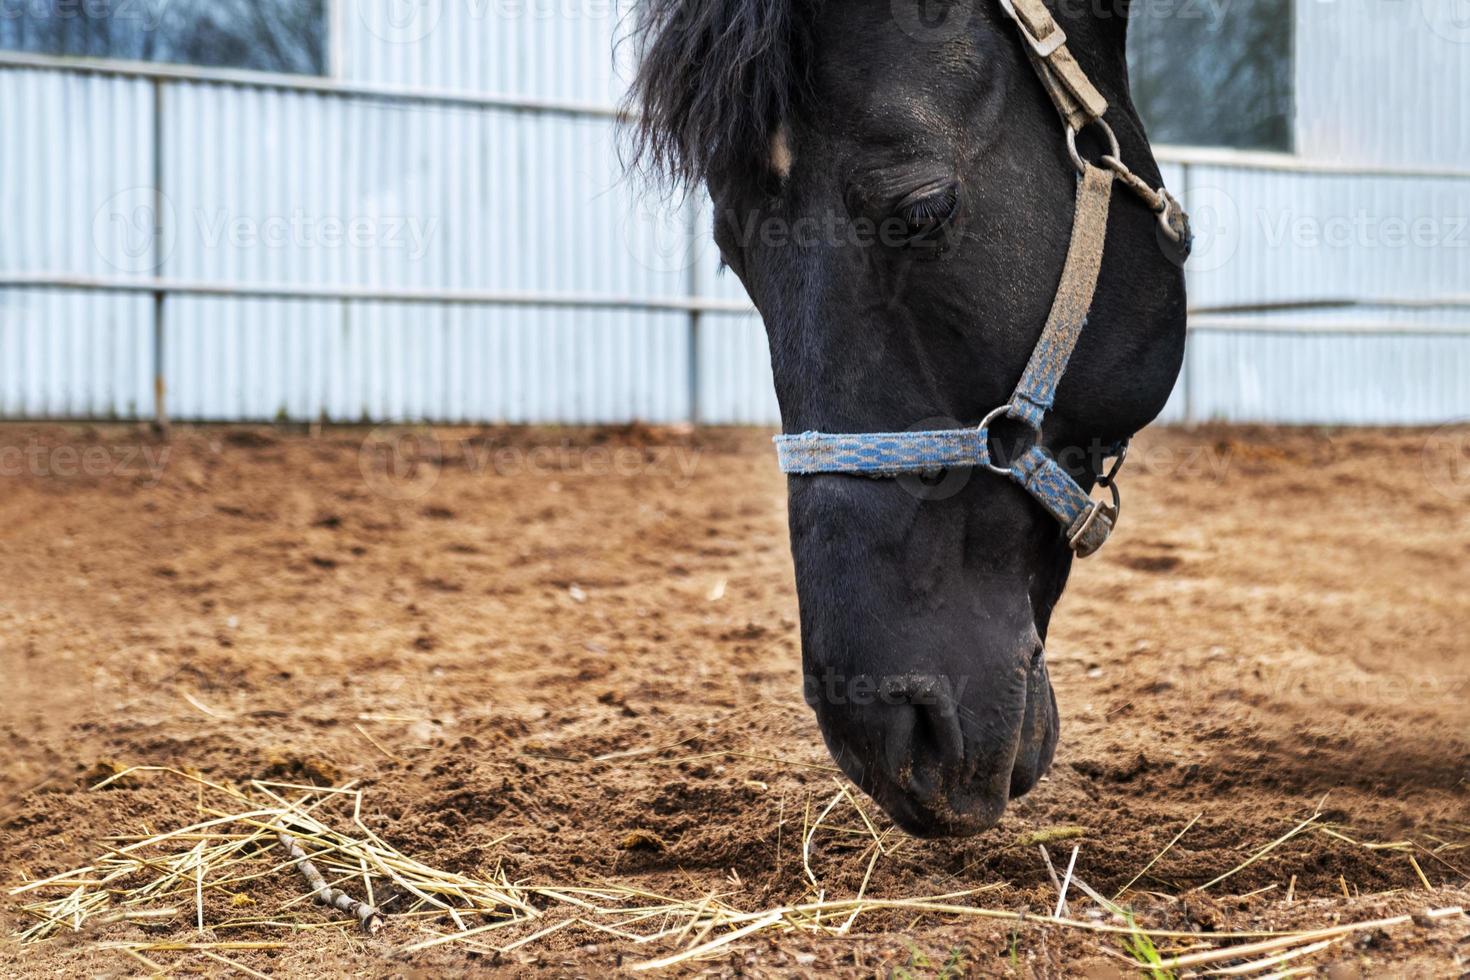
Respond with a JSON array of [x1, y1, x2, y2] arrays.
[[997, 0, 1068, 58], [1068, 481, 1122, 557]]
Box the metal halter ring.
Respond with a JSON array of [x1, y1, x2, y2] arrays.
[[1065, 119, 1121, 174], [979, 404, 1030, 477]]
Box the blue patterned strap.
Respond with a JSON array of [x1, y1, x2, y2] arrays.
[[774, 431, 1114, 553], [1007, 162, 1115, 428], [775, 428, 991, 477], [770, 163, 1120, 555], [1011, 446, 1114, 556]]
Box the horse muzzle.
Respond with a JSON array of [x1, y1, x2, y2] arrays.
[[808, 643, 1059, 838]]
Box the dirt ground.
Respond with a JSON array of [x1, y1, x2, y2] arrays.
[[1, 421, 1467, 978]]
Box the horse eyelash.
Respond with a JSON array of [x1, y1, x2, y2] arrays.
[[901, 187, 960, 225]]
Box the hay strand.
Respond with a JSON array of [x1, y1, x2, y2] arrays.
[[1115, 811, 1202, 900], [1054, 844, 1080, 919], [1196, 811, 1323, 893], [11, 767, 1466, 976]]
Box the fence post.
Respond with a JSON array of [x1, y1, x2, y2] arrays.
[[685, 197, 702, 425], [151, 77, 169, 432], [1180, 161, 1195, 427]]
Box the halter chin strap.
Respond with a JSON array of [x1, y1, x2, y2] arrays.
[[774, 0, 1191, 559]]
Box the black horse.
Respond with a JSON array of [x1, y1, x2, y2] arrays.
[[628, 0, 1187, 837]]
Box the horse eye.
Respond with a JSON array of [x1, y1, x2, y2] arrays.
[[895, 181, 960, 248]]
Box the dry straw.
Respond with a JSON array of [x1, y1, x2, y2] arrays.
[[8, 768, 1466, 975]]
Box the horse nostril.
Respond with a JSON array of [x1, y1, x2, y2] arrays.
[[877, 693, 966, 798], [912, 700, 966, 771], [880, 702, 917, 786]]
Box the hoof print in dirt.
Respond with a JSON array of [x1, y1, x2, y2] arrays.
[[618, 830, 670, 853], [259, 752, 343, 787]]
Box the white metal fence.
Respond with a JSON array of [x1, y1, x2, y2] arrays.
[[1, 47, 1468, 426]]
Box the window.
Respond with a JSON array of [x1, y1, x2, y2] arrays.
[[0, 0, 327, 75], [1127, 0, 1294, 152]]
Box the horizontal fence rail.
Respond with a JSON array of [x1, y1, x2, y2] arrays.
[[1186, 316, 1470, 336], [1191, 297, 1470, 315], [5, 52, 1470, 179], [0, 50, 623, 119], [0, 275, 755, 315], [8, 276, 1470, 324], [2, 55, 1468, 426]]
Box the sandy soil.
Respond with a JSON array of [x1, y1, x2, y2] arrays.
[[1, 422, 1467, 978]]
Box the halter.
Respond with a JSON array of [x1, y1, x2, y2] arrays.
[[774, 0, 1190, 558]]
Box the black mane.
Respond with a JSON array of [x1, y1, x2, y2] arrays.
[[624, 0, 819, 188]]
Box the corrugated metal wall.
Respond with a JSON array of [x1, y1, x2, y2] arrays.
[[1295, 0, 1470, 172], [0, 61, 701, 423], [152, 75, 695, 422], [1149, 156, 1470, 424], [0, 70, 158, 418], [1, 2, 1467, 426], [341, 0, 627, 104], [1172, 163, 1470, 312], [1169, 327, 1470, 425]]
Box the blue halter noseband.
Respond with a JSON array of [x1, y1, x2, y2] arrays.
[[774, 0, 1187, 559], [774, 166, 1126, 559]]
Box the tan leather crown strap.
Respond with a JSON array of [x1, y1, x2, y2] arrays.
[[997, 0, 1109, 130], [997, 0, 1192, 247]]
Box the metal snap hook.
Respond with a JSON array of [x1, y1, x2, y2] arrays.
[[1097, 440, 1129, 488]]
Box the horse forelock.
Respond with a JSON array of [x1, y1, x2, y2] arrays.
[[625, 0, 820, 190]]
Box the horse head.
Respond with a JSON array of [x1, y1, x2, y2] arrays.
[[629, 0, 1187, 836]]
